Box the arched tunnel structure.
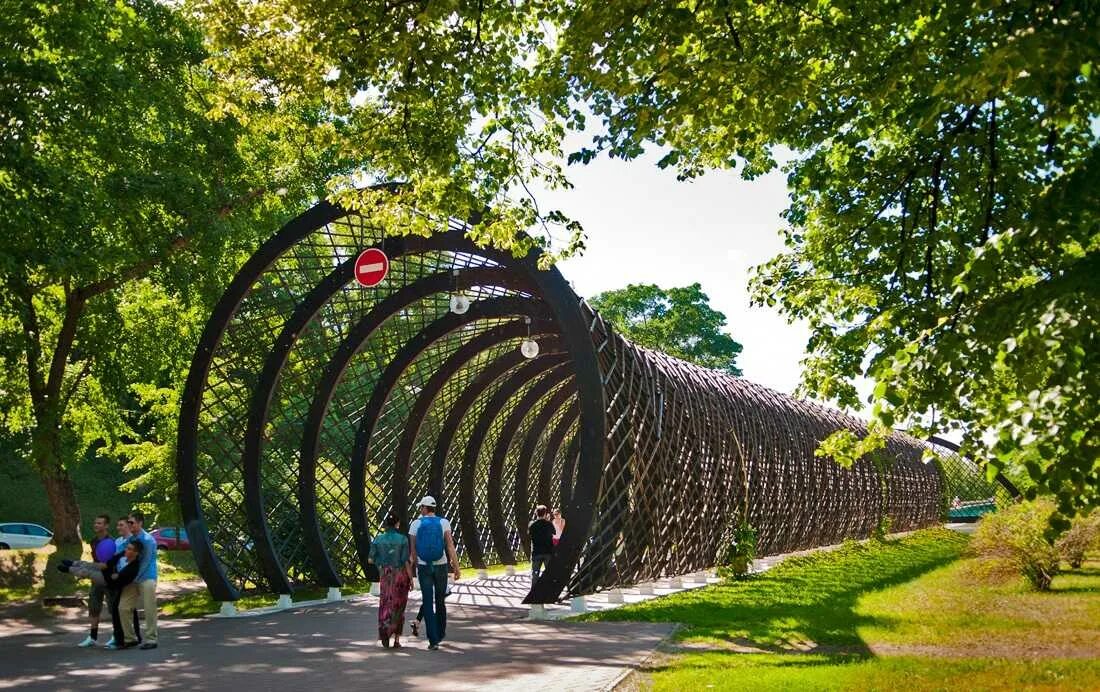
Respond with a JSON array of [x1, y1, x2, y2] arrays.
[[177, 202, 1011, 604]]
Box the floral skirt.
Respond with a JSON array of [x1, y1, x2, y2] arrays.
[[378, 565, 411, 641]]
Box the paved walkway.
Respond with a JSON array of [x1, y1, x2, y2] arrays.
[[0, 588, 673, 692]]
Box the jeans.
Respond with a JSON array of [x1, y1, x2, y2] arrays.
[[531, 554, 552, 582], [416, 563, 449, 645]]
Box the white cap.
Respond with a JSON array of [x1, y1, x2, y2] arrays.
[[420, 495, 437, 508]]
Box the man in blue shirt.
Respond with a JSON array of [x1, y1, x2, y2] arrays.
[[127, 510, 159, 649]]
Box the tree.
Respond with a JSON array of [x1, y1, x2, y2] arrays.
[[590, 283, 743, 375], [204, 1, 1098, 521], [0, 0, 352, 549], [96, 1, 1094, 528]]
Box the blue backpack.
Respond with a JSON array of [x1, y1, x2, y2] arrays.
[[417, 516, 445, 563]]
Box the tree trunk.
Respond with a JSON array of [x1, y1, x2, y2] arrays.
[[31, 418, 82, 546], [42, 467, 82, 545], [33, 421, 86, 598]]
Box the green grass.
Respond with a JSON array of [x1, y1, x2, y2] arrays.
[[645, 653, 1100, 691], [585, 528, 970, 651], [0, 446, 138, 539], [584, 528, 1100, 690], [158, 550, 201, 582]]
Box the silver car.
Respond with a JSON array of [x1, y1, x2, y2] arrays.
[[0, 522, 53, 549]]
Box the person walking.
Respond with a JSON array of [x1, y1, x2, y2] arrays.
[[368, 512, 412, 648], [75, 514, 117, 647], [127, 510, 159, 650], [408, 496, 460, 650], [529, 505, 555, 582]]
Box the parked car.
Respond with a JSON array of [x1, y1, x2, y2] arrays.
[[0, 522, 53, 549], [150, 526, 190, 551]]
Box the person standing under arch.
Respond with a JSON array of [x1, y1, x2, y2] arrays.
[[368, 512, 412, 648], [408, 496, 460, 650], [529, 505, 555, 582]]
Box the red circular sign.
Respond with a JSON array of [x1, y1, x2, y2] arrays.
[[353, 248, 389, 287]]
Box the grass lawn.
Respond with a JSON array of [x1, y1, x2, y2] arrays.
[[584, 528, 1100, 691]]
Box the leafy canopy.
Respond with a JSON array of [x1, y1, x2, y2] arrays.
[[0, 0, 357, 536], [197, 0, 1099, 521], [590, 283, 743, 375]]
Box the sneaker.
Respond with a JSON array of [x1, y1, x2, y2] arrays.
[[105, 642, 122, 650], [105, 637, 116, 647], [139, 642, 157, 650], [427, 643, 439, 651], [77, 636, 96, 648]]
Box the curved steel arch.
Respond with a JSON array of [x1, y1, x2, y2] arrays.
[[180, 201, 1004, 605]]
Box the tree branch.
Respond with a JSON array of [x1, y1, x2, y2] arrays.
[[74, 235, 189, 301], [45, 287, 86, 404], [59, 358, 93, 415], [11, 278, 45, 410]]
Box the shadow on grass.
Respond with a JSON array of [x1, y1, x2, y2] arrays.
[[585, 528, 970, 657]]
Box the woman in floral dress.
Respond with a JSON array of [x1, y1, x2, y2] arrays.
[[368, 512, 412, 648]]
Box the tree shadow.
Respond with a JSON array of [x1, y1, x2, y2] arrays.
[[595, 531, 968, 661]]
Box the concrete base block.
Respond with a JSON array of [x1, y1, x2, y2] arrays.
[[669, 577, 683, 589], [219, 601, 237, 617], [276, 594, 292, 610], [528, 604, 549, 620], [326, 587, 342, 602], [370, 582, 381, 597], [637, 583, 654, 595], [606, 589, 624, 604], [571, 596, 588, 614], [477, 569, 489, 579], [505, 565, 516, 576]]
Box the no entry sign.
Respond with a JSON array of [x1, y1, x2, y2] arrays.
[[354, 248, 389, 287]]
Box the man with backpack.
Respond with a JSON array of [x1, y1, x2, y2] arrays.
[[408, 495, 461, 650]]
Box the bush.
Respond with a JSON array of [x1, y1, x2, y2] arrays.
[[970, 499, 1060, 590], [717, 521, 757, 579], [1056, 512, 1100, 569]]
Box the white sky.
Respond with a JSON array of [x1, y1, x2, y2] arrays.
[[535, 151, 813, 398]]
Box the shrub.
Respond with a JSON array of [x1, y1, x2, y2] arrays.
[[970, 499, 1059, 590], [717, 521, 757, 579], [1056, 512, 1100, 569]]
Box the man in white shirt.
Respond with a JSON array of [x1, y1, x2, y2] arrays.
[[408, 495, 461, 650]]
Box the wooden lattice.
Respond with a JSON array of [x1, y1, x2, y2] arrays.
[[177, 202, 1012, 604]]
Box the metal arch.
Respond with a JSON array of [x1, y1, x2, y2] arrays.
[[347, 297, 556, 576], [295, 277, 540, 587], [455, 355, 571, 569], [391, 329, 564, 522], [929, 435, 1021, 499], [486, 363, 575, 564], [182, 200, 1000, 606], [178, 201, 346, 602], [249, 264, 530, 592], [513, 381, 578, 564], [239, 235, 502, 592], [419, 349, 568, 565], [538, 402, 579, 506]]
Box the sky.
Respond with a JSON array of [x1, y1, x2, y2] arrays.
[[535, 151, 812, 398]]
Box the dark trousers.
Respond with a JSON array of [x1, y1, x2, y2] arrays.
[[416, 564, 449, 646], [532, 554, 552, 581]]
